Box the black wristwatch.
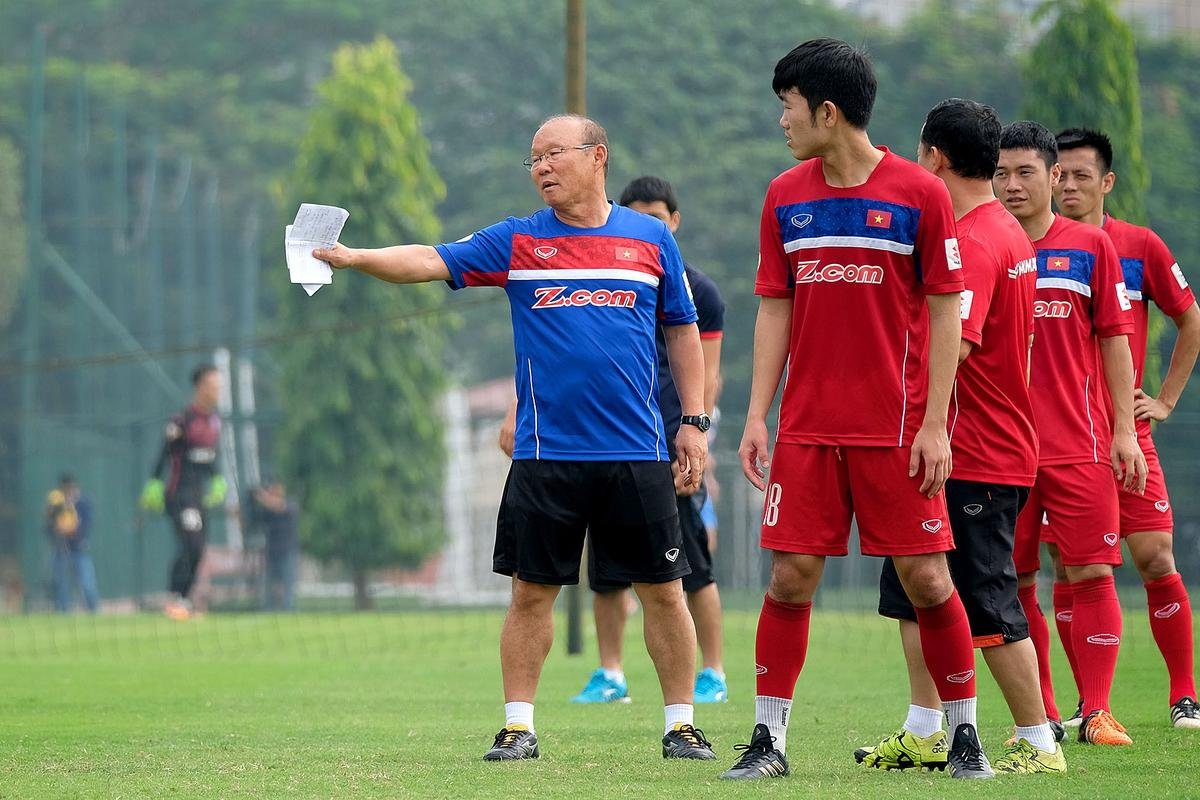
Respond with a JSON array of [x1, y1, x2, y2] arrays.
[[680, 413, 712, 432]]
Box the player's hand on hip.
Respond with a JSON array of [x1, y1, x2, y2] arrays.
[[738, 418, 770, 492], [1111, 432, 1148, 494], [675, 425, 708, 491], [909, 423, 951, 498], [1133, 388, 1172, 422], [311, 242, 355, 270]]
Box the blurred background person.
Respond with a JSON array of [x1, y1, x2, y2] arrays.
[[45, 473, 99, 613], [250, 478, 300, 612]]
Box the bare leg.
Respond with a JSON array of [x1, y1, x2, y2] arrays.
[[899, 619, 942, 709], [981, 639, 1047, 727], [686, 583, 724, 673], [593, 589, 628, 672], [634, 579, 697, 705], [500, 578, 561, 702]]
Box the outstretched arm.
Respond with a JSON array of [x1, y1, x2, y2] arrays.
[[313, 243, 451, 284]]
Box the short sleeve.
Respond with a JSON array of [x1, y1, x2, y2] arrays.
[[657, 230, 699, 326], [1143, 229, 1195, 318], [754, 184, 793, 298], [916, 180, 966, 295], [434, 218, 516, 290], [689, 270, 725, 338], [957, 237, 999, 347], [1092, 231, 1135, 337]]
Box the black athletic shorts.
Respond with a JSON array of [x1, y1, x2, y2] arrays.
[[878, 480, 1030, 647], [494, 460, 692, 586], [591, 492, 714, 594]]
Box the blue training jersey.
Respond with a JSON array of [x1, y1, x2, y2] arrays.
[[435, 203, 698, 461]]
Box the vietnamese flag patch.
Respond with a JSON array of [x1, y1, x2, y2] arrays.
[[866, 209, 892, 228], [1049, 255, 1070, 271]]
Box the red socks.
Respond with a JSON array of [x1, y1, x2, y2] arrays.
[[1071, 575, 1123, 715], [1018, 581, 1061, 721], [1145, 573, 1197, 704], [755, 594, 812, 699], [914, 591, 977, 702], [1052, 581, 1083, 699]]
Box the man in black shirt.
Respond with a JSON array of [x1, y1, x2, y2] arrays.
[[140, 364, 226, 620]]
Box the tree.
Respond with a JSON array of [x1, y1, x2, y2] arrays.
[[274, 36, 454, 609], [1022, 0, 1148, 223]]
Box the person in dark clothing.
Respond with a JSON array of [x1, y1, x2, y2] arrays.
[[45, 473, 100, 613], [250, 480, 300, 612], [139, 364, 226, 620]]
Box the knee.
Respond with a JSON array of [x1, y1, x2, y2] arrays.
[[634, 580, 685, 612], [894, 555, 953, 607], [768, 554, 821, 604], [1136, 549, 1176, 583], [510, 579, 559, 614], [1066, 563, 1113, 583]]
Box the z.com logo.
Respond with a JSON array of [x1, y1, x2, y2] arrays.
[[1034, 300, 1072, 319], [532, 287, 636, 309], [796, 259, 884, 285]]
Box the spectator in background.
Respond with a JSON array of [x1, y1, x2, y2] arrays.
[[250, 479, 300, 612], [45, 473, 99, 613]]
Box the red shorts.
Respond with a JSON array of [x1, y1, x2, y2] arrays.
[[759, 444, 954, 557], [1013, 461, 1122, 574], [1118, 437, 1174, 535]]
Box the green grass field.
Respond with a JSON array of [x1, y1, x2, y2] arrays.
[[0, 606, 1194, 799]]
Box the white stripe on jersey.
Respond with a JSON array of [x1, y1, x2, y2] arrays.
[[1084, 375, 1098, 463], [898, 331, 910, 446], [528, 359, 541, 460], [1036, 277, 1091, 297], [784, 235, 915, 256], [508, 268, 660, 286]]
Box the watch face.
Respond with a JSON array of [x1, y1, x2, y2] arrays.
[[697, 416, 711, 432]]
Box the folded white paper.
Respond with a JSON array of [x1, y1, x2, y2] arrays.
[[284, 204, 349, 296]]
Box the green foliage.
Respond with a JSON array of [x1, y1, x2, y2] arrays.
[[1023, 0, 1148, 222], [0, 137, 25, 326], [274, 37, 453, 588]]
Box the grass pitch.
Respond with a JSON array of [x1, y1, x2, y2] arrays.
[[0, 605, 1194, 798]]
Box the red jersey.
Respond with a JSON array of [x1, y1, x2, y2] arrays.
[[1028, 215, 1134, 466], [1101, 215, 1195, 438], [755, 147, 964, 446], [948, 200, 1039, 486]]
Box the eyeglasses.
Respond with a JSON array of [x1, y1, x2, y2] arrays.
[[523, 143, 599, 170]]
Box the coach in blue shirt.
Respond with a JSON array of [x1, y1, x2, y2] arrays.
[[313, 114, 713, 764]]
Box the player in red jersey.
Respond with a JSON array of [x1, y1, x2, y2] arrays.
[[722, 40, 990, 781], [1052, 128, 1200, 729], [856, 99, 1065, 775], [996, 121, 1146, 747]]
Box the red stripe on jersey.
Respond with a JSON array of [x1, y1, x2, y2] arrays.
[[462, 270, 508, 287], [510, 233, 663, 278]]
